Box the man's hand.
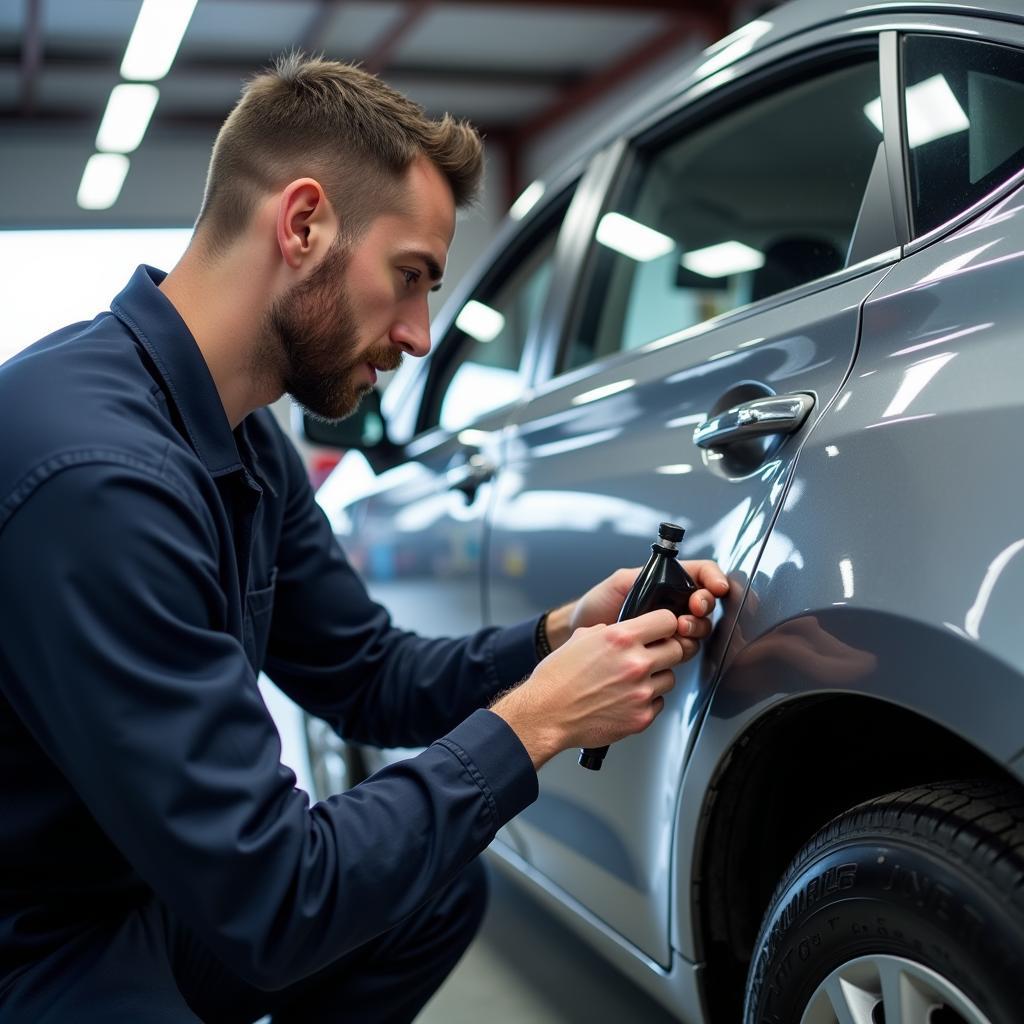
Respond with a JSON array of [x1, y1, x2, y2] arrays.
[[545, 560, 730, 659], [491, 609, 686, 770]]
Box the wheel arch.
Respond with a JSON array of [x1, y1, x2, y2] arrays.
[[672, 613, 1024, 1022]]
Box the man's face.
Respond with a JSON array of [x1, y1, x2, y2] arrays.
[[267, 157, 456, 422]]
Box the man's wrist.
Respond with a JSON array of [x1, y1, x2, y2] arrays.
[[543, 602, 573, 652], [489, 685, 563, 771]]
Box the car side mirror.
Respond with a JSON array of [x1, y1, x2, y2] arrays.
[[299, 388, 389, 453]]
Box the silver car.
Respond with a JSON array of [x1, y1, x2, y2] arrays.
[[304, 1, 1024, 1020]]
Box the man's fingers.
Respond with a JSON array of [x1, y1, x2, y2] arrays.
[[678, 615, 712, 639], [683, 560, 730, 596], [613, 566, 642, 594], [650, 669, 676, 697], [621, 608, 679, 644], [688, 588, 718, 617], [646, 638, 686, 673]]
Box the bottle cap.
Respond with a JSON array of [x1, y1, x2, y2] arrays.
[[659, 522, 684, 543]]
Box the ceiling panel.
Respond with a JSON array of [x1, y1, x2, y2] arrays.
[[393, 76, 558, 124], [0, 1, 23, 36], [395, 3, 668, 71], [318, 3, 408, 62], [38, 66, 121, 111], [42, 0, 139, 50], [180, 1, 317, 59], [157, 71, 251, 116], [0, 67, 19, 107]]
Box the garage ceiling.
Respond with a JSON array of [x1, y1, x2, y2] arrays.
[[3, 1, 767, 145], [1, 0, 784, 225]]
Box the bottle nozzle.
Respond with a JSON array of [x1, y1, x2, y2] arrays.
[[658, 522, 684, 543]]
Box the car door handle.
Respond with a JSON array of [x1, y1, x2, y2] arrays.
[[447, 455, 495, 502], [693, 393, 815, 449]]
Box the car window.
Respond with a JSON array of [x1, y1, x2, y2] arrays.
[[564, 56, 881, 372], [903, 35, 1024, 238], [421, 198, 569, 434]]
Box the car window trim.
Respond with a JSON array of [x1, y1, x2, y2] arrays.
[[895, 23, 1024, 254], [881, 30, 913, 245], [409, 177, 581, 441], [525, 139, 628, 391]]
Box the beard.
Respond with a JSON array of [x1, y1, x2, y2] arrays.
[[261, 237, 402, 422]]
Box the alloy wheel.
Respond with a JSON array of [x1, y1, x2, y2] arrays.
[[801, 954, 993, 1024]]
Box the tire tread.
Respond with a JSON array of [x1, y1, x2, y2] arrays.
[[764, 779, 1024, 921]]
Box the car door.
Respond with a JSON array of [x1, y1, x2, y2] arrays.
[[486, 38, 900, 965]]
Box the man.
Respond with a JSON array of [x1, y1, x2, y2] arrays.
[[0, 56, 728, 1022]]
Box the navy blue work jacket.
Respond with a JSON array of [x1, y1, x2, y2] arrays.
[[0, 266, 539, 994]]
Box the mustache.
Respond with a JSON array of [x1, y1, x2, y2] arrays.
[[363, 345, 404, 373]]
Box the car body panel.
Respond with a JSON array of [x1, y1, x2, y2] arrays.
[[486, 265, 893, 963], [672, 176, 1024, 960]]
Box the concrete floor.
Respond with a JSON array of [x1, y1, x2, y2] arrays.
[[416, 864, 680, 1024]]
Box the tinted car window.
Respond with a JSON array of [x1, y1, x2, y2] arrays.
[[904, 35, 1024, 237], [565, 56, 881, 372], [422, 201, 568, 434]]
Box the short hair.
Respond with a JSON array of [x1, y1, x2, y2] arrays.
[[195, 53, 483, 252]]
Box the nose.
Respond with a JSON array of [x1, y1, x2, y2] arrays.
[[390, 305, 432, 358]]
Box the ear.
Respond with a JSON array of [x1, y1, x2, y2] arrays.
[[275, 178, 336, 269]]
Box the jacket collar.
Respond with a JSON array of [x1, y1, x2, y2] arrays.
[[111, 264, 244, 477]]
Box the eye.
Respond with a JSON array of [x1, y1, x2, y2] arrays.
[[400, 268, 420, 287]]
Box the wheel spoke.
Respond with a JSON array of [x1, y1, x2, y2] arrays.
[[802, 955, 992, 1024], [878, 960, 938, 1024], [825, 976, 876, 1024]]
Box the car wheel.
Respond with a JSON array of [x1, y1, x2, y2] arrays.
[[743, 780, 1024, 1024]]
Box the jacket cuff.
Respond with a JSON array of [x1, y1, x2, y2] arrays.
[[436, 708, 538, 827], [488, 616, 542, 693]]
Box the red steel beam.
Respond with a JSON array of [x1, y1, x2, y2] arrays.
[[364, 1, 433, 75], [20, 0, 43, 117]]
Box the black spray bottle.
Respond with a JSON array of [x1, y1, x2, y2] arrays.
[[579, 522, 697, 772]]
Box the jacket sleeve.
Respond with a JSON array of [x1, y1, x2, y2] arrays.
[[262, 438, 541, 747], [0, 459, 537, 990]]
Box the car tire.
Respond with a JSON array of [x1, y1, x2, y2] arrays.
[[743, 779, 1024, 1024]]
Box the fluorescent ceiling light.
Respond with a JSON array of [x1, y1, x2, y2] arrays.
[[456, 429, 491, 447], [596, 212, 675, 262], [571, 379, 635, 406], [839, 558, 855, 599], [77, 154, 131, 210], [455, 300, 505, 343], [655, 464, 693, 475], [509, 181, 545, 220], [863, 96, 883, 133], [883, 352, 956, 418], [96, 84, 159, 153], [120, 0, 198, 81], [681, 240, 764, 278], [905, 74, 969, 148], [863, 77, 968, 148]]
